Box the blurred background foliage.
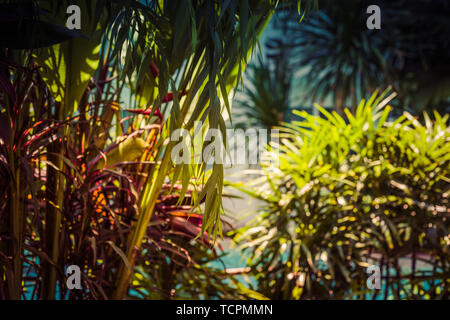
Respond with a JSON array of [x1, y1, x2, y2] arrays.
[[233, 0, 450, 125], [232, 52, 293, 130]]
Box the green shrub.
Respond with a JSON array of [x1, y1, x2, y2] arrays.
[[232, 92, 450, 299]]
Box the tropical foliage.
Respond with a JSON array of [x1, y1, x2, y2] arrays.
[[232, 92, 450, 299], [0, 0, 318, 299], [2, 0, 447, 302], [233, 48, 293, 129], [274, 0, 450, 115]]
